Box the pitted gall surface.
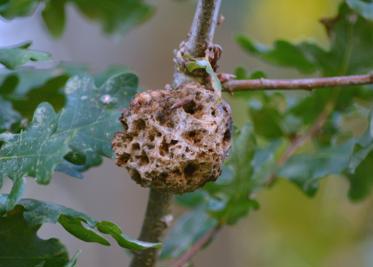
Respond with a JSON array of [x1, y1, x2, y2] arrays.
[[112, 82, 232, 193]]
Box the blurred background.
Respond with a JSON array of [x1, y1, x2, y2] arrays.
[[2, 0, 373, 266]]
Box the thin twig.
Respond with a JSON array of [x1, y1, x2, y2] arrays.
[[172, 225, 221, 267], [223, 73, 373, 92], [173, 0, 222, 87], [184, 0, 222, 57]]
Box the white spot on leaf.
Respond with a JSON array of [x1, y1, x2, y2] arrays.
[[34, 106, 47, 124], [100, 94, 117, 105]]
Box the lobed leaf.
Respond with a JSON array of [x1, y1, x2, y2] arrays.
[[0, 64, 128, 134], [0, 42, 50, 69], [0, 207, 70, 267], [59, 72, 137, 170], [206, 124, 258, 225], [236, 36, 320, 74], [1, 72, 68, 122], [0, 98, 21, 132], [42, 0, 66, 38], [11, 198, 160, 251], [278, 141, 355, 196], [0, 0, 154, 38], [0, 73, 138, 209], [0, 103, 73, 210], [235, 2, 373, 201], [0, 198, 159, 267]]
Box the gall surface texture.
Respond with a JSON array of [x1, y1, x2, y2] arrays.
[[112, 82, 232, 193]]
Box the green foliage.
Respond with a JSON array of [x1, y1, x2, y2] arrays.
[[0, 66, 145, 261], [206, 124, 258, 225], [0, 207, 70, 267], [65, 251, 81, 267], [0, 73, 137, 210], [3, 199, 160, 250], [0, 103, 73, 210], [161, 208, 218, 259], [0, 199, 160, 267], [0, 42, 50, 69], [0, 67, 68, 134], [185, 58, 222, 95], [279, 141, 355, 196], [0, 64, 129, 134], [0, 0, 154, 37], [42, 0, 66, 37], [60, 73, 137, 169], [0, 98, 21, 132], [235, 2, 373, 200], [238, 3, 373, 76], [236, 37, 318, 74]]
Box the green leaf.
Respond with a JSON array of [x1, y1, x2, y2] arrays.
[[347, 151, 373, 201], [71, 0, 154, 35], [0, 67, 69, 133], [186, 58, 222, 95], [0, 97, 21, 132], [250, 105, 284, 139], [160, 208, 218, 259], [59, 215, 110, 246], [348, 114, 373, 172], [42, 0, 66, 38], [251, 140, 283, 183], [176, 190, 208, 208], [236, 36, 319, 74], [239, 3, 373, 76], [0, 73, 138, 208], [0, 0, 154, 37], [0, 207, 70, 267], [11, 75, 68, 121], [0, 64, 133, 134], [210, 124, 258, 224], [8, 198, 160, 251], [0, 103, 73, 210], [97, 221, 161, 250], [318, 4, 373, 76], [0, 42, 50, 69], [235, 3, 373, 202], [0, 103, 75, 183], [94, 65, 129, 87], [278, 141, 355, 196], [59, 73, 137, 169], [0, 0, 39, 18], [5, 177, 25, 212], [345, 115, 373, 200], [65, 251, 81, 267], [347, 0, 373, 21], [0, 64, 95, 133]]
